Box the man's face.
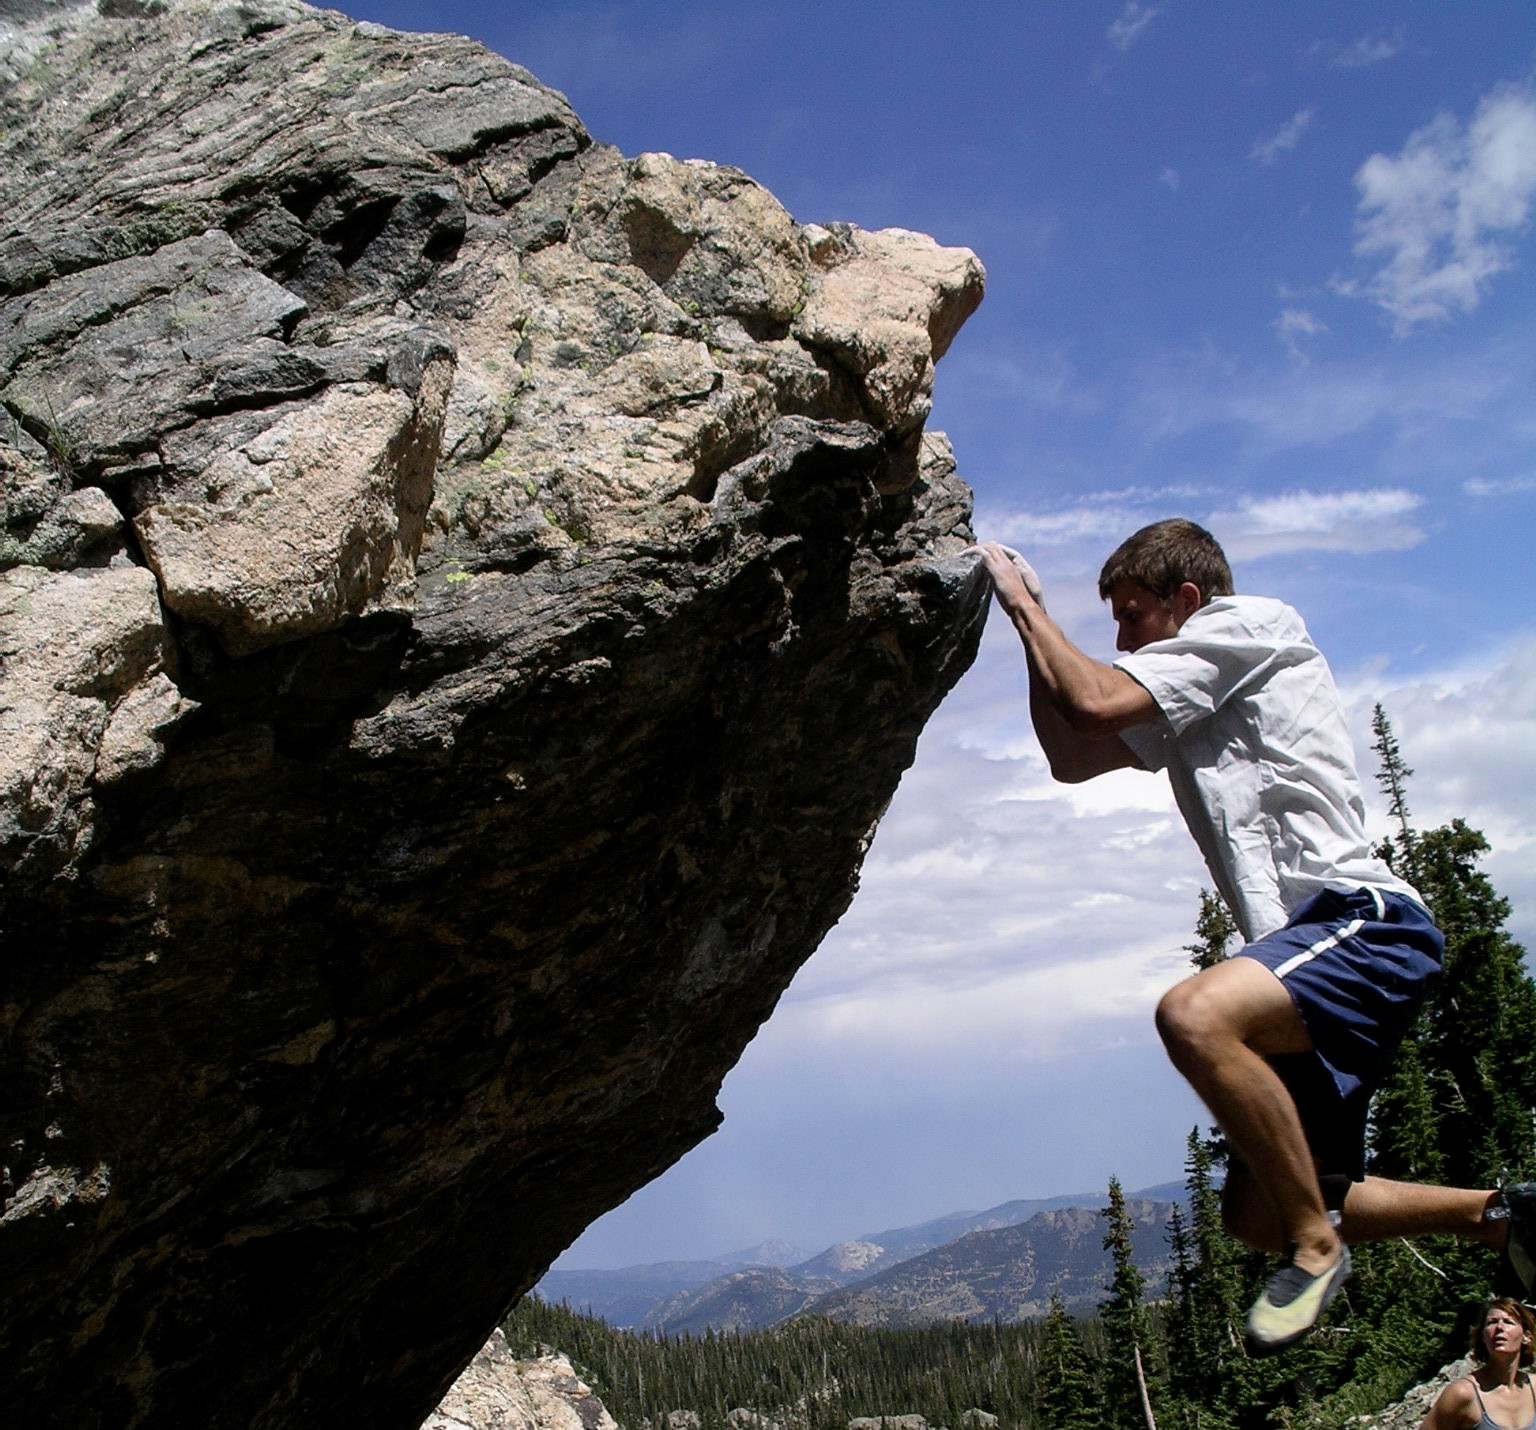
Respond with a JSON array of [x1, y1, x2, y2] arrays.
[[1107, 579, 1186, 653]]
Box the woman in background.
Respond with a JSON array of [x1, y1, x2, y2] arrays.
[[1420, 1297, 1536, 1429]]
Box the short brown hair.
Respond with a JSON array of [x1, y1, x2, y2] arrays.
[[1098, 519, 1234, 606], [1472, 1297, 1536, 1366]]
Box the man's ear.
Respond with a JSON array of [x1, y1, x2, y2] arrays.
[[1175, 581, 1203, 621]]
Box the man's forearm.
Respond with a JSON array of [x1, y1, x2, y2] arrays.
[[969, 541, 1153, 781], [1006, 599, 1153, 734], [1025, 648, 1126, 782]]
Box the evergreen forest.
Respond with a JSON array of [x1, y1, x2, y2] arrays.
[[507, 709, 1536, 1430]]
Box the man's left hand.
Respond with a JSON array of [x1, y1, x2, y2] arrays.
[[967, 542, 1046, 612]]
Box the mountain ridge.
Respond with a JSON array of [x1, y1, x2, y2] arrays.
[[538, 1179, 1188, 1330]]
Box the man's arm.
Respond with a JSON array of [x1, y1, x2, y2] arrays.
[[973, 544, 1158, 783]]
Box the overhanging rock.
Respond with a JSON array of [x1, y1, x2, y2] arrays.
[[0, 3, 989, 1425]]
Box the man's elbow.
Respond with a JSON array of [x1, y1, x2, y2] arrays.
[[1047, 754, 1096, 785]]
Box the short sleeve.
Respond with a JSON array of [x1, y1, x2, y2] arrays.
[[1112, 599, 1303, 736], [1118, 720, 1169, 772]]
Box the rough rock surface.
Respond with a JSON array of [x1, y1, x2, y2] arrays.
[[1349, 1358, 1475, 1430], [426, 1333, 619, 1430], [0, 2, 987, 1427]]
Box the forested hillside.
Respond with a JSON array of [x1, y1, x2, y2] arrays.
[[505, 1295, 1079, 1429]]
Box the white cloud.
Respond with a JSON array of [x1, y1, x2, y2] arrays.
[[1273, 306, 1329, 362], [1107, 1, 1165, 53], [783, 937, 1188, 1052], [1005, 767, 1176, 818], [984, 503, 1148, 549], [978, 485, 1218, 555], [1209, 487, 1425, 559], [775, 615, 1208, 1056], [1340, 634, 1536, 953], [1345, 84, 1536, 333], [1158, 167, 1181, 192], [1222, 486, 1420, 530], [1251, 108, 1315, 165], [1317, 30, 1405, 70], [1463, 474, 1536, 498]]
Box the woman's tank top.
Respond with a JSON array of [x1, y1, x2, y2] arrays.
[[1471, 1377, 1536, 1430]]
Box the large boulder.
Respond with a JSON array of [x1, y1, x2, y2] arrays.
[[0, 2, 988, 1426]]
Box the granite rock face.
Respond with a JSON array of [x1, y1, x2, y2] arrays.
[[425, 1334, 620, 1430], [0, 2, 987, 1426]]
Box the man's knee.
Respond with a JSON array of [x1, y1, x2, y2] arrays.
[[1156, 957, 1307, 1065], [1155, 977, 1232, 1065]]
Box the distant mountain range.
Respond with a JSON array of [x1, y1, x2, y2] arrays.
[[536, 1180, 1187, 1332]]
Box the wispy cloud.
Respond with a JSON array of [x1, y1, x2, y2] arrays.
[[945, 344, 1101, 416], [1127, 333, 1525, 460], [1251, 108, 1315, 165], [1340, 84, 1536, 333], [986, 505, 1148, 549], [986, 484, 1429, 568], [1315, 29, 1405, 71], [1107, 1, 1165, 53], [980, 485, 1217, 552], [1463, 474, 1536, 499], [1210, 487, 1425, 559], [1273, 307, 1329, 363], [1158, 167, 1181, 192]]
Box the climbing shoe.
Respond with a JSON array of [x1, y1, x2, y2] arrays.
[[1244, 1244, 1351, 1357]]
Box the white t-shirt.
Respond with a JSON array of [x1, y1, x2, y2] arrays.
[[1113, 595, 1420, 943]]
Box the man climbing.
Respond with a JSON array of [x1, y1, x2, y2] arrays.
[[970, 519, 1536, 1355]]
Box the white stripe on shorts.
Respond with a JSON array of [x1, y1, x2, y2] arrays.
[[1272, 917, 1366, 981]]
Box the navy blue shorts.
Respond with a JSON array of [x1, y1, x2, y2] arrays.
[[1240, 885, 1444, 1182]]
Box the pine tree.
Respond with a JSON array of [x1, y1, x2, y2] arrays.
[[1154, 1130, 1245, 1429], [1161, 1205, 1199, 1416], [1353, 708, 1536, 1410], [1370, 701, 1416, 867], [1416, 819, 1536, 1183], [1366, 1023, 1444, 1184], [1366, 708, 1536, 1186], [1187, 1130, 1244, 1381], [1034, 1292, 1100, 1430], [1183, 889, 1237, 971], [1101, 1176, 1160, 1429]]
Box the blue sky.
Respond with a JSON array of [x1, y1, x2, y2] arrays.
[[346, 1, 1536, 1266]]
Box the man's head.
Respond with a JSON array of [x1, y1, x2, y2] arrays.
[[1098, 519, 1234, 653]]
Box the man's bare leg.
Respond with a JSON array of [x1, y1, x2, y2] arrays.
[[1224, 1163, 1504, 1253], [1156, 957, 1340, 1275], [1155, 955, 1536, 1350], [1341, 1178, 1502, 1245]]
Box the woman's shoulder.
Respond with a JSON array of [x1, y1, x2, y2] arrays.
[[1430, 1376, 1480, 1420]]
